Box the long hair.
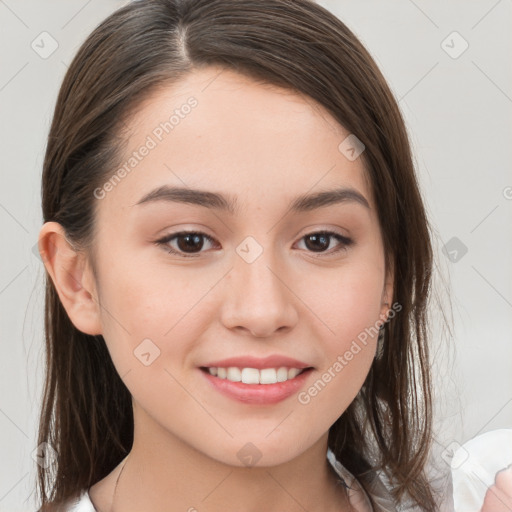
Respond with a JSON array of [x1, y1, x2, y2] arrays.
[[37, 0, 438, 509]]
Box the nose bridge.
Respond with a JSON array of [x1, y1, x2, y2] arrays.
[[221, 234, 297, 336], [235, 234, 285, 304]]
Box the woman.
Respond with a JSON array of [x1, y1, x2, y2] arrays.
[[35, 0, 442, 510]]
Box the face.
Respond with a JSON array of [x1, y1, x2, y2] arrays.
[[47, 66, 393, 467]]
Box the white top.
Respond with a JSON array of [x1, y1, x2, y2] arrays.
[[58, 448, 397, 511], [450, 429, 512, 511]]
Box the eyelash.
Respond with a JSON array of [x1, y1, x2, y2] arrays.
[[154, 230, 354, 258]]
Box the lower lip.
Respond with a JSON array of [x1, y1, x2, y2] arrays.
[[199, 368, 314, 405]]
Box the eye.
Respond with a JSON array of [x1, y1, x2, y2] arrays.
[[155, 231, 218, 258], [154, 230, 354, 258], [295, 231, 354, 256]]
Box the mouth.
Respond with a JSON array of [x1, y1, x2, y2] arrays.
[[199, 366, 313, 385], [198, 366, 314, 405]]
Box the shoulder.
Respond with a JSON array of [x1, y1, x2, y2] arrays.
[[327, 447, 398, 512], [55, 489, 97, 512], [43, 454, 126, 512]]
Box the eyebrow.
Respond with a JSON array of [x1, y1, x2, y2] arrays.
[[134, 185, 370, 214]]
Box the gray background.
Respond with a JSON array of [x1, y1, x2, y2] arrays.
[[0, 0, 510, 510]]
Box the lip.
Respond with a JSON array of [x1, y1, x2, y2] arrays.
[[201, 355, 312, 370], [199, 367, 314, 405]]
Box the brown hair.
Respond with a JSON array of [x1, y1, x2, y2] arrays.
[[37, 0, 440, 509]]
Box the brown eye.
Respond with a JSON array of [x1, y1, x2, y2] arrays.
[[155, 231, 217, 258], [298, 231, 353, 255], [155, 229, 353, 259]]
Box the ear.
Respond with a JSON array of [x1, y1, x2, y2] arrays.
[[38, 221, 102, 335], [379, 261, 395, 321]]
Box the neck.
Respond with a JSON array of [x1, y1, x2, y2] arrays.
[[106, 404, 350, 512]]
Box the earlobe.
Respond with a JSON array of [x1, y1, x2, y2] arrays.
[[38, 221, 103, 336], [380, 265, 395, 321]]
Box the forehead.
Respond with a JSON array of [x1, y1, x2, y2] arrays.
[[100, 66, 374, 215]]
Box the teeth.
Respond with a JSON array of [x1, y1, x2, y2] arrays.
[[241, 368, 260, 384], [206, 366, 306, 384], [288, 368, 302, 379], [226, 367, 241, 382], [277, 367, 288, 382], [259, 368, 277, 384]]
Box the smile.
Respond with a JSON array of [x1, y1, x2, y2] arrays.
[[199, 366, 314, 405], [202, 366, 308, 384]]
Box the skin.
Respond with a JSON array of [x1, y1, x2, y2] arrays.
[[480, 466, 512, 512], [39, 66, 393, 512]]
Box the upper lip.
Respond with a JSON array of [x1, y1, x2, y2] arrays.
[[201, 355, 312, 370]]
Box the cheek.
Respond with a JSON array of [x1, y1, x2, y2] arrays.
[[303, 260, 385, 342], [297, 253, 384, 406], [98, 245, 200, 333], [96, 256, 219, 379], [298, 268, 380, 423], [95, 268, 203, 417]]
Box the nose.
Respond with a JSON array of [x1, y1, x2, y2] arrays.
[[220, 247, 299, 338]]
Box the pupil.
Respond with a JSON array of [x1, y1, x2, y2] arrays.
[[179, 234, 203, 253], [306, 234, 329, 252]]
